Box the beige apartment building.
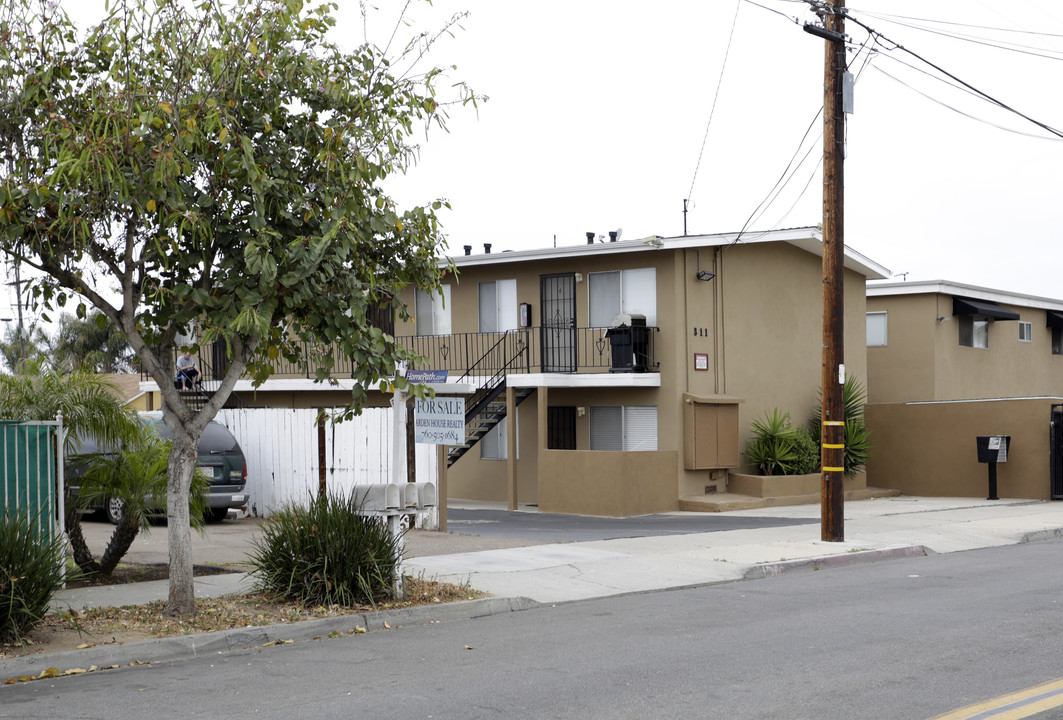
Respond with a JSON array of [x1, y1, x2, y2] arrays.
[[390, 227, 887, 516], [865, 281, 1063, 500]]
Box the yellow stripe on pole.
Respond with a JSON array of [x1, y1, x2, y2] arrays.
[[823, 466, 845, 473], [822, 443, 845, 449], [822, 420, 845, 426]]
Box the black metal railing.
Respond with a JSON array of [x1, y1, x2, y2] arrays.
[[143, 326, 660, 384]]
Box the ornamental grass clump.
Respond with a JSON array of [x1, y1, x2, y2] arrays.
[[247, 491, 401, 607], [0, 511, 69, 643]]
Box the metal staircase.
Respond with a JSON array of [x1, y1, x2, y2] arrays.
[[171, 353, 244, 412], [446, 331, 535, 468]]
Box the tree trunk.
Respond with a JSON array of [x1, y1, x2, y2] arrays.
[[98, 515, 141, 576], [65, 514, 101, 576], [164, 436, 199, 616]]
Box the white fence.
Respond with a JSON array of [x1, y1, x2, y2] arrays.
[[215, 408, 438, 523]]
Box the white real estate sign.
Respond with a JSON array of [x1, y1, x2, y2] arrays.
[[413, 397, 465, 446]]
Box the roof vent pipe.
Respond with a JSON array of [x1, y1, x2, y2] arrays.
[[586, 232, 595, 245], [484, 243, 492, 254], [608, 231, 618, 242], [464, 245, 472, 256]]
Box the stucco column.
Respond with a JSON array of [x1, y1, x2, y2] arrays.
[[507, 384, 518, 511]]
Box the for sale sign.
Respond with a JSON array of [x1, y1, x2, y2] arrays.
[[413, 397, 465, 446]]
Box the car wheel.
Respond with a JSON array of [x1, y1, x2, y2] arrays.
[[206, 508, 229, 523], [105, 497, 125, 525]]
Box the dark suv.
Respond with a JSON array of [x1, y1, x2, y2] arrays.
[[68, 413, 249, 524]]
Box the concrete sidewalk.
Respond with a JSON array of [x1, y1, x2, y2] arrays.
[[7, 496, 1063, 679], [405, 496, 1063, 603]]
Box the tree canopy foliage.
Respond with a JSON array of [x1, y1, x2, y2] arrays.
[[0, 0, 472, 614]]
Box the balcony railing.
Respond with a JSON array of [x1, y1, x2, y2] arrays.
[[147, 326, 659, 382]]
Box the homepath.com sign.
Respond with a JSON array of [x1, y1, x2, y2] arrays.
[[413, 397, 465, 446]]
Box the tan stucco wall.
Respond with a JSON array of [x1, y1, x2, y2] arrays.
[[868, 292, 1063, 402], [866, 398, 1059, 499], [538, 449, 678, 516], [716, 243, 869, 483]]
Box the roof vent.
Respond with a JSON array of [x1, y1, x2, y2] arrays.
[[586, 232, 595, 245], [484, 243, 492, 254], [463, 245, 472, 256]]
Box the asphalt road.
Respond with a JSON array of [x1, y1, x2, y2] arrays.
[[444, 507, 820, 542], [8, 538, 1063, 719]]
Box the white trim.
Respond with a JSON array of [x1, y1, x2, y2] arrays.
[[140, 379, 478, 394], [448, 226, 890, 281], [868, 279, 1063, 312], [903, 396, 1063, 405], [505, 373, 662, 389]]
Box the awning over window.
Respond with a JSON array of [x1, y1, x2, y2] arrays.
[[952, 297, 1020, 321], [1046, 311, 1063, 329]]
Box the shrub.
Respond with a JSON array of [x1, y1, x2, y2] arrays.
[[0, 511, 68, 643], [744, 409, 799, 476], [790, 426, 821, 475], [246, 490, 401, 607]]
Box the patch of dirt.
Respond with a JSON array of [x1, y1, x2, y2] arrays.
[[1, 574, 482, 663], [65, 563, 242, 588]]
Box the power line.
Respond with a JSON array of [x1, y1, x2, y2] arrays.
[[686, 0, 743, 203], [844, 12, 1063, 139], [856, 12, 1063, 62]]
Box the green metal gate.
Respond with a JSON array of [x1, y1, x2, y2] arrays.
[[1, 420, 64, 543]]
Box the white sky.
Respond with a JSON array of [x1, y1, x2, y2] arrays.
[[21, 0, 1063, 313]]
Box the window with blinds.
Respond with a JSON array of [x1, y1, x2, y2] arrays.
[[589, 405, 657, 451]]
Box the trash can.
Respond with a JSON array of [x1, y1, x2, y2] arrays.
[[606, 314, 648, 372]]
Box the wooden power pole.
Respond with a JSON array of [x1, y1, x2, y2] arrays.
[[808, 1, 847, 542]]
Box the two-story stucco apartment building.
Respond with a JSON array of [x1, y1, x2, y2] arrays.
[[865, 280, 1063, 500], [388, 227, 889, 516]]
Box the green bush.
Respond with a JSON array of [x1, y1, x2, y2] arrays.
[[744, 409, 799, 476], [246, 491, 401, 606], [790, 426, 821, 475], [0, 511, 68, 643]]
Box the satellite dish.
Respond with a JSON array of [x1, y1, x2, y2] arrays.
[[614, 228, 623, 241]]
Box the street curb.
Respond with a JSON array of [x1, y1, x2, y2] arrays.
[[1, 596, 539, 683], [741, 545, 929, 580], [1020, 527, 1063, 543]]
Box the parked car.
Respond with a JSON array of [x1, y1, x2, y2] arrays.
[[68, 413, 249, 524]]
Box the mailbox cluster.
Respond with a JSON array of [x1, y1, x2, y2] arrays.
[[350, 482, 437, 515]]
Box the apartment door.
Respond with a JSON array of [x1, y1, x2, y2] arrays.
[[1052, 404, 1063, 499], [540, 273, 577, 372]]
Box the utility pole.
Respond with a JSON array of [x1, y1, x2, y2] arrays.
[[807, 1, 847, 542]]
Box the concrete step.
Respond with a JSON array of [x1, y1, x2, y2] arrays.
[[678, 487, 901, 513]]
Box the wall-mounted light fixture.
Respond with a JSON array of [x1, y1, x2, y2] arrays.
[[575, 273, 583, 283], [696, 270, 716, 281], [577, 406, 586, 418]]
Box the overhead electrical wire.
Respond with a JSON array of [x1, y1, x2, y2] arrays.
[[686, 0, 743, 204], [843, 11, 1063, 139]]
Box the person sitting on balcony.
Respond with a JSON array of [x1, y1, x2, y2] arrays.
[[175, 351, 201, 390]]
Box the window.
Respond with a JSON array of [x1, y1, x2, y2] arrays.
[[415, 285, 451, 336], [1054, 327, 1063, 355], [1018, 321, 1032, 342], [959, 315, 989, 349], [481, 412, 518, 460], [589, 268, 656, 327], [478, 280, 518, 332], [589, 405, 657, 451], [866, 312, 887, 347]]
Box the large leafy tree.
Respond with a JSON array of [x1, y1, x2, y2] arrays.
[[0, 0, 469, 614]]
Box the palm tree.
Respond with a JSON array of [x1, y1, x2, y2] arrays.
[[53, 310, 137, 374], [0, 322, 52, 373], [74, 423, 208, 575], [0, 360, 143, 573]]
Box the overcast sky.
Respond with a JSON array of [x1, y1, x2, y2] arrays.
[[19, 0, 1063, 315], [372, 0, 1063, 298]]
